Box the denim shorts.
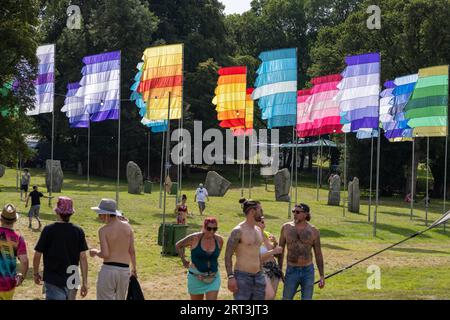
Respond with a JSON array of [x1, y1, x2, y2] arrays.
[[28, 205, 40, 218], [198, 202, 206, 211], [234, 270, 265, 300], [282, 264, 315, 300], [44, 282, 77, 300]]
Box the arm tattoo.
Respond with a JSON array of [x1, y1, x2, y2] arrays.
[[176, 234, 195, 260], [225, 228, 241, 277], [277, 226, 286, 270], [313, 231, 324, 277]]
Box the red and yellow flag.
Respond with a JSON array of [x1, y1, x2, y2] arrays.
[[232, 88, 254, 136], [138, 44, 183, 120], [212, 66, 247, 128]]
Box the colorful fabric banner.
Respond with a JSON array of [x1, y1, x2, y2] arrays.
[[131, 62, 167, 133], [252, 48, 297, 128], [61, 82, 89, 128], [75, 51, 121, 122], [297, 74, 342, 137], [380, 80, 397, 140], [231, 88, 254, 136], [296, 89, 312, 137], [212, 66, 246, 129], [404, 65, 448, 137], [27, 44, 55, 115], [138, 44, 183, 120], [336, 53, 380, 134]]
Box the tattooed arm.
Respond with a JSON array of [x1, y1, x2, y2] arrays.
[[277, 224, 287, 271], [225, 227, 241, 277], [176, 233, 197, 268], [313, 229, 325, 288]]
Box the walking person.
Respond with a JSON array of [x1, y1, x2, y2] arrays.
[[225, 198, 265, 300], [0, 204, 28, 300], [175, 194, 188, 225], [278, 203, 325, 300], [256, 216, 283, 300], [20, 169, 31, 201], [33, 197, 89, 300], [90, 199, 137, 300], [194, 183, 209, 215], [25, 185, 52, 230], [175, 217, 223, 300]]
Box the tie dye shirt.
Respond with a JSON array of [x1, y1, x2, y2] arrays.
[[0, 227, 27, 292]]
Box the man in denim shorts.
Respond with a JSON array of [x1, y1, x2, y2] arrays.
[[278, 203, 325, 300], [225, 198, 265, 300]]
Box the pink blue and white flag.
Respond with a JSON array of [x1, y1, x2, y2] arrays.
[[336, 53, 380, 137], [75, 51, 120, 122], [61, 82, 89, 128], [27, 44, 55, 115], [252, 48, 297, 128], [379, 80, 396, 139]]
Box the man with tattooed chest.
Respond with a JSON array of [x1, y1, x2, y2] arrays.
[[278, 203, 325, 300], [224, 198, 265, 300]]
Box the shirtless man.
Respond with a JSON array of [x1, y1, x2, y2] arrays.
[[225, 198, 265, 300], [278, 203, 324, 300], [89, 199, 137, 300]]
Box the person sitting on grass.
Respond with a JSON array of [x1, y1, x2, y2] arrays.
[[25, 185, 52, 230], [0, 204, 28, 300]]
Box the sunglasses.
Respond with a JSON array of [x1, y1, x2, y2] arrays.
[[292, 210, 305, 214], [206, 226, 218, 232]]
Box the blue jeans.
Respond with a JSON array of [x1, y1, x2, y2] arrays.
[[282, 264, 315, 300], [234, 270, 266, 300], [44, 283, 77, 300]]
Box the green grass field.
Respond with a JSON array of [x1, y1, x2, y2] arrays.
[[1, 166, 449, 300]]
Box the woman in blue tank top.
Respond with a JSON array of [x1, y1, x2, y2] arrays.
[[175, 217, 224, 300]]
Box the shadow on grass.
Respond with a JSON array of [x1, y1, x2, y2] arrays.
[[432, 228, 450, 237], [390, 247, 450, 255], [322, 243, 349, 251], [320, 228, 345, 238], [346, 221, 431, 238]]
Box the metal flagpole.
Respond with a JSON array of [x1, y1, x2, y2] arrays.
[[295, 132, 299, 204], [162, 92, 172, 256], [249, 132, 253, 198], [410, 139, 415, 220], [316, 136, 321, 201], [373, 128, 381, 237], [241, 136, 245, 198], [426, 137, 430, 226], [444, 135, 448, 232], [179, 106, 183, 199], [16, 152, 19, 191], [115, 52, 122, 208], [177, 117, 181, 204], [343, 133, 347, 216], [147, 131, 151, 180], [87, 121, 91, 191], [159, 129, 165, 209], [288, 127, 295, 218], [49, 89, 55, 206], [368, 133, 374, 222]]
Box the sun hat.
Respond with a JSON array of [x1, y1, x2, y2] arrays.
[[199, 183, 203, 187], [91, 199, 122, 216], [54, 197, 75, 215], [1, 204, 18, 221]]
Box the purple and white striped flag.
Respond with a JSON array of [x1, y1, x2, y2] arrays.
[[61, 82, 89, 128], [336, 53, 381, 135], [75, 51, 120, 122], [27, 44, 55, 115]]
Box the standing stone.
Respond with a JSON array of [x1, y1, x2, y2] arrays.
[[274, 168, 290, 202], [204, 171, 231, 197], [327, 174, 341, 206], [348, 177, 360, 213], [0, 165, 5, 178], [46, 160, 64, 193], [126, 161, 143, 194]]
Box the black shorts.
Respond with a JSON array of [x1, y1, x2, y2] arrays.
[[20, 184, 29, 192]]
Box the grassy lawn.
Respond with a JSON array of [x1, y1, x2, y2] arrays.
[[0, 165, 449, 300]]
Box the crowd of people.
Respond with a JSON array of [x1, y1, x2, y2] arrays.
[[0, 176, 325, 301]]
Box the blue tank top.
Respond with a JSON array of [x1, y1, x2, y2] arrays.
[[191, 234, 220, 273]]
